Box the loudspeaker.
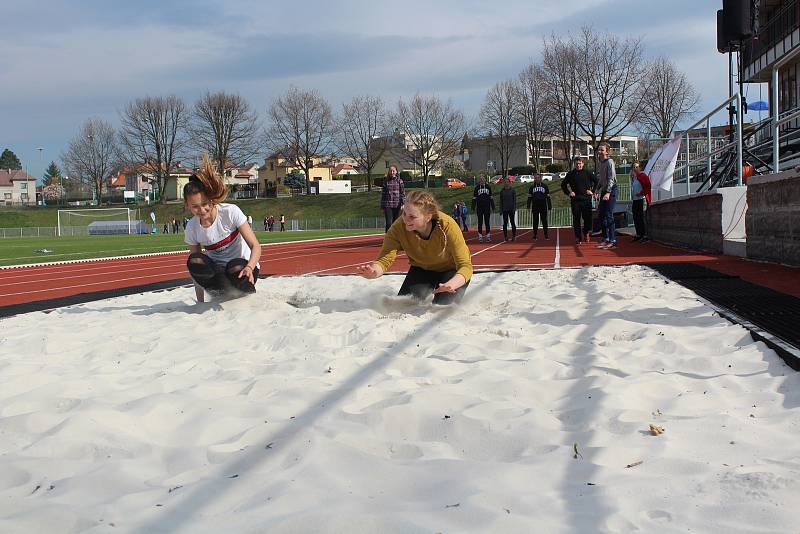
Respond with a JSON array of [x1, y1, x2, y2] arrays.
[[723, 0, 752, 41], [717, 10, 733, 53]]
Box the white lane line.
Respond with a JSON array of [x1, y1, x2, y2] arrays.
[[0, 233, 382, 270], [554, 227, 561, 268], [0, 272, 189, 298]]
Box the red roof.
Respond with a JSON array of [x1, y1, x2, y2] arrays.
[[0, 169, 36, 187]]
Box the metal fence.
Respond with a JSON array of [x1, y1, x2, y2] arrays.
[[2, 204, 636, 238]]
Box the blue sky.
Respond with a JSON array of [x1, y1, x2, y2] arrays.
[[2, 0, 749, 181]]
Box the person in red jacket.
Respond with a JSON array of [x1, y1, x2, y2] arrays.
[[630, 161, 651, 242]]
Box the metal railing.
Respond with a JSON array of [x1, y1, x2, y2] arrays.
[[671, 93, 743, 196]]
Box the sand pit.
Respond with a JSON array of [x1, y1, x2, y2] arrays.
[[1, 266, 798, 533]]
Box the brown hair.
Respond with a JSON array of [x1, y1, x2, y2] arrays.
[[405, 190, 447, 256], [183, 154, 228, 204], [597, 142, 611, 152]]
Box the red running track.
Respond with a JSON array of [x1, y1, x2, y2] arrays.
[[1, 228, 799, 309]]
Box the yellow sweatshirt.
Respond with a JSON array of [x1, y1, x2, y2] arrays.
[[375, 211, 473, 282]]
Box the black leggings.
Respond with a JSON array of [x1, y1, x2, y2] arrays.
[[502, 211, 516, 240], [398, 266, 469, 305], [187, 253, 258, 294], [384, 206, 401, 232], [571, 200, 592, 239], [532, 205, 548, 238], [476, 207, 491, 235]]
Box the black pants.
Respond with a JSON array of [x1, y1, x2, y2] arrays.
[[502, 211, 516, 240], [531, 205, 548, 238], [476, 206, 491, 235], [571, 199, 592, 239], [187, 253, 258, 294], [632, 199, 647, 238], [384, 206, 401, 232], [398, 266, 469, 305]]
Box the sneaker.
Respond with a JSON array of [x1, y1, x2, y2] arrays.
[[596, 241, 610, 249], [584, 233, 591, 243], [478, 234, 483, 243], [576, 238, 582, 245], [544, 235, 549, 240], [606, 242, 618, 249], [533, 235, 538, 241], [511, 236, 516, 242], [486, 234, 492, 242]]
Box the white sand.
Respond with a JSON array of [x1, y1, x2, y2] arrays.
[[1, 266, 799, 533]]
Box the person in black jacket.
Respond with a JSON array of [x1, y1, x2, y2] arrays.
[[561, 157, 597, 244], [472, 175, 495, 242], [499, 178, 517, 242], [527, 174, 552, 240]]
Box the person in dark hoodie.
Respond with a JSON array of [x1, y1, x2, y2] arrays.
[[499, 177, 517, 242], [561, 156, 598, 244], [472, 175, 495, 242], [527, 174, 552, 240]]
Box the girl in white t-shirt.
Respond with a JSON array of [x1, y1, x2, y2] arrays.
[[183, 155, 262, 302]]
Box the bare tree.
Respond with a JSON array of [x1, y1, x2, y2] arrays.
[[266, 86, 333, 195], [62, 118, 118, 203], [516, 63, 556, 170], [118, 95, 189, 204], [394, 93, 465, 187], [545, 27, 648, 158], [480, 80, 520, 176], [191, 91, 262, 176], [542, 39, 579, 166], [337, 95, 389, 191], [637, 56, 700, 139]]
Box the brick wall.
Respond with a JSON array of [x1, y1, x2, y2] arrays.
[[648, 192, 724, 253], [746, 172, 800, 266]]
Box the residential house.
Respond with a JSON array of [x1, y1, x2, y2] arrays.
[[258, 149, 333, 190], [0, 169, 37, 205], [332, 163, 358, 177], [369, 132, 446, 177], [467, 134, 639, 173]]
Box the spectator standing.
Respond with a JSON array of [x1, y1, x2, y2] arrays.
[[263, 215, 269, 231], [452, 202, 461, 224], [280, 214, 286, 231], [472, 175, 495, 242], [268, 215, 275, 231], [630, 161, 652, 242], [460, 202, 469, 231], [561, 157, 597, 244], [527, 174, 552, 240], [380, 165, 405, 232], [499, 178, 517, 242], [595, 142, 618, 249]]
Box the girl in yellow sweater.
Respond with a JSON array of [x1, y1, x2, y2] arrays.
[[356, 190, 473, 305]]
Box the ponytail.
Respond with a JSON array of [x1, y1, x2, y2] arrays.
[[183, 154, 228, 204]]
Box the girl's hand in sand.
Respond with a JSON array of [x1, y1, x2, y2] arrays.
[[433, 274, 465, 295], [238, 265, 255, 284], [356, 263, 383, 279]]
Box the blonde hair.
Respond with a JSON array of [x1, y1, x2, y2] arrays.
[[405, 190, 447, 256], [183, 154, 229, 204]]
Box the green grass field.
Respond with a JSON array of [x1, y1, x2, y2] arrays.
[[0, 229, 383, 267], [0, 181, 574, 229]]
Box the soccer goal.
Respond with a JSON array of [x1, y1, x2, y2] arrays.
[[57, 208, 144, 236]]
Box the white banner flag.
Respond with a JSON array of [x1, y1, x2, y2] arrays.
[[647, 137, 682, 191]]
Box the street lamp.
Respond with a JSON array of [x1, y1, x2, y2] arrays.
[[36, 147, 43, 206]]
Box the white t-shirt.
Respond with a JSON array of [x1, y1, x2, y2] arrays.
[[184, 203, 254, 267]]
